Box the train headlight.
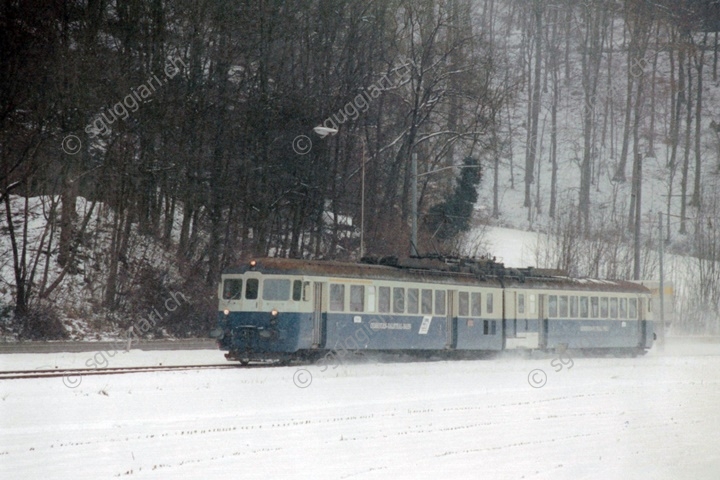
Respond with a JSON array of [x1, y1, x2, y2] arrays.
[[223, 309, 230, 316], [250, 260, 257, 268], [271, 309, 279, 317]]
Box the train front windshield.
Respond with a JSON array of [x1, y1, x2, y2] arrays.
[[220, 275, 309, 309]]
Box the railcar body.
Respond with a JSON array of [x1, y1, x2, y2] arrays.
[[213, 257, 654, 363]]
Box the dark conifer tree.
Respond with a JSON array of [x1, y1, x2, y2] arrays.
[[425, 157, 482, 241]]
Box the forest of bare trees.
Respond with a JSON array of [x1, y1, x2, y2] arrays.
[[2, 0, 720, 337]]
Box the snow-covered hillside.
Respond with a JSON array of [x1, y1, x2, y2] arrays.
[[476, 2, 720, 235], [0, 195, 210, 341]]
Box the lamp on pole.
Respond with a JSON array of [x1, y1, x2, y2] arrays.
[[411, 155, 482, 257], [313, 126, 365, 259]]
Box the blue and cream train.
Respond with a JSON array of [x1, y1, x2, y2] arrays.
[[213, 256, 654, 363]]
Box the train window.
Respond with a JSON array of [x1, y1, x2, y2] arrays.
[[223, 279, 242, 300], [590, 297, 599, 318], [619, 298, 627, 319], [435, 290, 446, 315], [292, 280, 302, 301], [528, 294, 536, 315], [517, 294, 525, 315], [407, 288, 419, 314], [367, 286, 377, 312], [421, 289, 433, 314], [600, 297, 608, 318], [350, 285, 365, 312], [580, 297, 589, 318], [548, 296, 558, 318], [629, 298, 637, 318], [491, 320, 497, 335], [263, 279, 291, 301], [302, 282, 310, 301], [245, 278, 259, 300], [486, 293, 494, 314], [393, 288, 405, 313], [559, 296, 568, 318], [378, 287, 391, 313], [570, 296, 578, 318], [330, 284, 345, 311], [471, 292, 481, 316], [483, 320, 489, 335], [610, 298, 618, 318], [458, 292, 469, 317]]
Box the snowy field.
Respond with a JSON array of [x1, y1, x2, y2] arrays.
[[1, 341, 720, 479], [483, 226, 540, 267]]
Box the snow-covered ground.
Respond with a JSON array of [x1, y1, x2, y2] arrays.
[[483, 226, 541, 267], [1, 341, 719, 479]]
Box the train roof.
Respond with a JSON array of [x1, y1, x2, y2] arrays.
[[223, 257, 651, 295], [224, 257, 501, 287]]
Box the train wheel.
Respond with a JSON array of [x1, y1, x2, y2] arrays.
[[276, 355, 293, 366]]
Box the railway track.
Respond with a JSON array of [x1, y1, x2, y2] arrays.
[[0, 339, 217, 354], [0, 363, 275, 382]]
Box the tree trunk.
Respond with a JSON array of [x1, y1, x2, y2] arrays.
[[614, 62, 635, 182], [4, 195, 27, 317], [690, 33, 707, 208], [579, 2, 606, 228], [492, 129, 500, 218], [550, 60, 559, 219], [628, 55, 646, 230], [58, 177, 77, 268], [667, 30, 681, 242], [524, 0, 543, 210], [680, 46, 693, 235]]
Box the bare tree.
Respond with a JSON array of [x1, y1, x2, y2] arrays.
[[578, 0, 608, 228], [524, 0, 543, 214]]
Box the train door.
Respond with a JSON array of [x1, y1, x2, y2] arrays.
[[521, 292, 541, 349], [506, 291, 517, 337], [243, 273, 262, 312], [538, 294, 548, 349], [446, 290, 457, 349], [500, 290, 508, 349], [312, 282, 326, 348], [503, 290, 518, 349], [506, 291, 540, 350], [637, 297, 646, 347]]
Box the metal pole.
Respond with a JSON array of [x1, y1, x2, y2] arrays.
[[411, 153, 418, 257], [658, 211, 665, 351], [360, 141, 365, 259], [633, 153, 642, 280], [409, 163, 479, 257]]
